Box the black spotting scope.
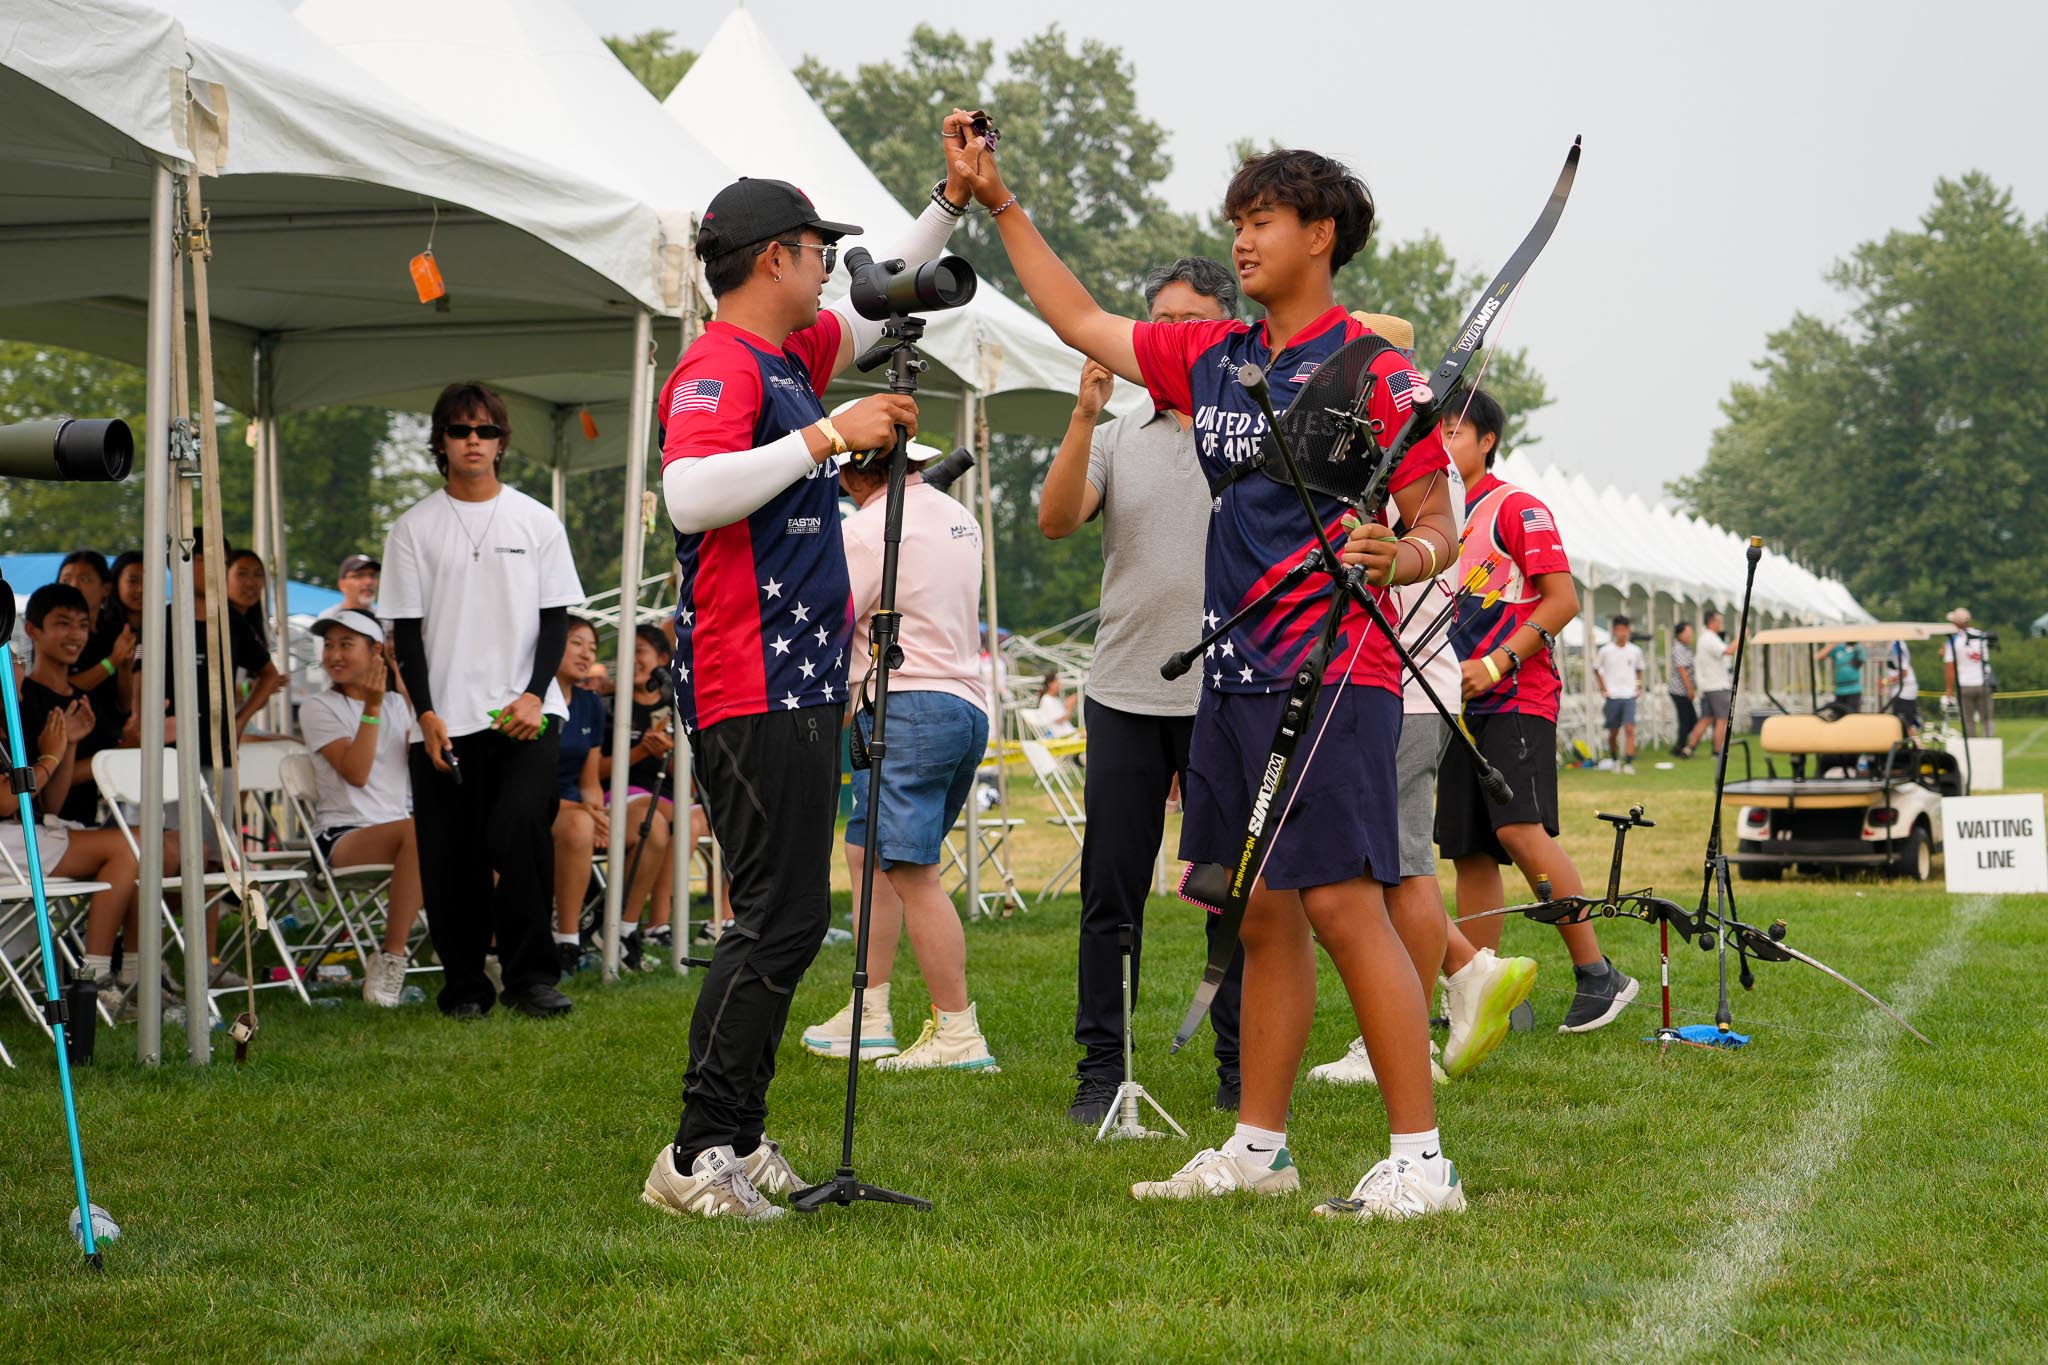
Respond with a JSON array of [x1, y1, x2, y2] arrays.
[[918, 446, 977, 495], [0, 419, 134, 482], [843, 247, 978, 321]]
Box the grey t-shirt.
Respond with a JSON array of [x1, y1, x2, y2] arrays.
[[1086, 407, 1209, 716]]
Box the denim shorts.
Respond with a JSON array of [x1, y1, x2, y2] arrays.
[[846, 690, 990, 869]]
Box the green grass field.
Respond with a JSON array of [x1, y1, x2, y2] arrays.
[[5, 722, 2046, 1361]]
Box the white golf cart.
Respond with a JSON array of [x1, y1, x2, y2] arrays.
[[1722, 623, 1963, 882]]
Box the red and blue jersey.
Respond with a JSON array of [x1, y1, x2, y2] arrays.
[[1132, 306, 1449, 696], [658, 317, 853, 732], [1451, 472, 1569, 720]]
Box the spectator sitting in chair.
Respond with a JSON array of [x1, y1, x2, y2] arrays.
[[549, 619, 611, 976], [596, 624, 680, 968], [12, 583, 148, 1013], [58, 550, 133, 713], [299, 610, 424, 1008], [1021, 670, 1078, 739]]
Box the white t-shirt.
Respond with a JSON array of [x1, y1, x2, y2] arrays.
[[1397, 463, 1466, 716], [299, 689, 416, 833], [379, 486, 585, 738], [1942, 631, 1989, 688], [1695, 628, 1731, 692], [1884, 641, 1920, 701], [1595, 641, 1645, 698]]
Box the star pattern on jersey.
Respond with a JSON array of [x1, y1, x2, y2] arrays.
[[822, 681, 836, 701], [770, 635, 791, 656], [798, 659, 816, 679], [761, 577, 783, 600], [1238, 666, 1254, 683], [782, 692, 801, 710], [675, 660, 690, 683], [1221, 640, 1235, 658], [813, 626, 830, 648], [678, 607, 693, 627], [1204, 610, 1220, 631], [791, 601, 811, 624], [1212, 671, 1224, 689]]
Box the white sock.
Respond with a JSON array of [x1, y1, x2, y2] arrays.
[[1225, 1122, 1288, 1166], [117, 960, 139, 987], [1390, 1128, 1449, 1184], [552, 932, 579, 947], [622, 919, 640, 938], [84, 953, 114, 984]]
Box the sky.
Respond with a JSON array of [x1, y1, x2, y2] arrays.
[[571, 0, 2046, 502]]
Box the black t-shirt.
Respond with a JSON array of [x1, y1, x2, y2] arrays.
[[605, 691, 674, 793], [230, 604, 268, 663], [17, 676, 125, 825], [165, 608, 270, 750]]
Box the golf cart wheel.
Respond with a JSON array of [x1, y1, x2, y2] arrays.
[[1895, 825, 1933, 882]]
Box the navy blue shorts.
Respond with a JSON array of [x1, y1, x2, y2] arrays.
[[1179, 685, 1402, 891], [846, 690, 990, 869]]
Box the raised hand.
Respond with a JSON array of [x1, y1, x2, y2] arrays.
[[362, 649, 388, 708], [1074, 359, 1116, 419], [62, 696, 96, 745], [945, 107, 1009, 210]]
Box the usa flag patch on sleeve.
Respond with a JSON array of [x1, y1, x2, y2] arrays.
[[671, 378, 723, 417], [1520, 507, 1554, 533]]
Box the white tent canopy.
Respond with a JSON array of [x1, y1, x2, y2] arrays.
[[666, 9, 1131, 438]]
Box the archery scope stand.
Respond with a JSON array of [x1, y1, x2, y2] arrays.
[[1097, 924, 1187, 1143]]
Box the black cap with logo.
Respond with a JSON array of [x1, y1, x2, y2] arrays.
[[695, 178, 862, 261]]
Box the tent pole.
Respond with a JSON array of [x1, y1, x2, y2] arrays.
[[671, 237, 702, 976], [958, 387, 980, 914], [1580, 578, 1597, 754], [601, 309, 655, 981], [166, 205, 209, 1066], [259, 343, 291, 730], [136, 164, 177, 1067]]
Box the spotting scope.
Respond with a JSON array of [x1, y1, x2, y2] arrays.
[[0, 419, 134, 482]]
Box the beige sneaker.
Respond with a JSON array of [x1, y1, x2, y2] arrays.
[[874, 1003, 999, 1073], [641, 1144, 785, 1222], [362, 951, 408, 1008], [1443, 949, 1538, 1077], [741, 1137, 806, 1198], [800, 994, 898, 1060], [1131, 1145, 1300, 1200], [1307, 1036, 1446, 1086]]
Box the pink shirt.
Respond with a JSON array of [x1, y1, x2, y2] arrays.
[[844, 478, 988, 714]]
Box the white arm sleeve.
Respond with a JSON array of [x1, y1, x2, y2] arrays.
[[823, 201, 963, 377], [663, 430, 817, 535]]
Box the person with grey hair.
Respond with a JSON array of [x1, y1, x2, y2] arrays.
[[1039, 255, 1244, 1125]]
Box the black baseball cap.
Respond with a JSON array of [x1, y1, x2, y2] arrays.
[[338, 553, 380, 576], [696, 178, 861, 260]]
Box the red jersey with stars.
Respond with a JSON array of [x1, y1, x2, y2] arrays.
[[1451, 472, 1570, 719], [1132, 307, 1449, 696], [658, 317, 853, 733]]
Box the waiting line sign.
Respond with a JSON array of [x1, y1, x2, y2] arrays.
[[1942, 794, 2048, 895]]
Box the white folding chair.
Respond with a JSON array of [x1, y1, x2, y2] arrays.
[[0, 834, 116, 1053], [91, 748, 310, 1013], [1020, 739, 1088, 902], [232, 740, 316, 867], [275, 752, 425, 978]]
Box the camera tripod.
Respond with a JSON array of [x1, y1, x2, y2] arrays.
[[791, 311, 936, 1216], [1096, 923, 1187, 1142]]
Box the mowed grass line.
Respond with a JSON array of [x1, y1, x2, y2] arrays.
[[3, 726, 2043, 1360]]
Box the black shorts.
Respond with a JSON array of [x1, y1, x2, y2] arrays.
[[315, 826, 360, 864], [1436, 711, 1558, 864]]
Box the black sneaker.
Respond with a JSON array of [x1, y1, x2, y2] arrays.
[[502, 982, 574, 1018], [1214, 1073, 1241, 1112], [1559, 957, 1640, 1033], [620, 930, 645, 974], [644, 924, 673, 948], [443, 1001, 487, 1022], [1509, 1000, 1536, 1032], [1068, 1074, 1119, 1125], [555, 941, 583, 978]]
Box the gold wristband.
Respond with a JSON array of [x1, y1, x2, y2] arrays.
[[1482, 655, 1502, 683], [814, 418, 850, 458]]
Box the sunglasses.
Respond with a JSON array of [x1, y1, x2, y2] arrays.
[[774, 241, 839, 274], [442, 422, 504, 441]]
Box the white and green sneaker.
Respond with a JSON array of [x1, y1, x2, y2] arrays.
[[1307, 1036, 1447, 1086], [874, 1003, 999, 1073], [1311, 1156, 1466, 1222], [1442, 949, 1538, 1077], [1131, 1145, 1300, 1200], [800, 994, 898, 1061]]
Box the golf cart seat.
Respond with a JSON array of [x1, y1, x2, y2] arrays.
[[1723, 711, 1960, 807]]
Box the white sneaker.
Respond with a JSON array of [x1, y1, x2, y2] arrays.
[[641, 1145, 785, 1222], [362, 951, 408, 1008], [874, 1004, 1000, 1073], [741, 1137, 807, 1199], [1131, 1145, 1300, 1200], [1307, 1036, 1446, 1086], [1442, 949, 1538, 1079], [1311, 1156, 1467, 1221], [800, 995, 899, 1060], [1622, 762, 1637, 775], [483, 954, 503, 994]]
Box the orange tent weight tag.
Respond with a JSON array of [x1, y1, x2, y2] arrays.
[[409, 250, 447, 304]]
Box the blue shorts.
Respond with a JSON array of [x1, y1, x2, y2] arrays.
[[1179, 685, 1402, 891], [846, 691, 990, 869]]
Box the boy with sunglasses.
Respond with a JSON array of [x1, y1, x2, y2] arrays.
[[640, 113, 983, 1222], [954, 138, 1467, 1221]]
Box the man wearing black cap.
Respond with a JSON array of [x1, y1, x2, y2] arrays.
[[640, 111, 983, 1221], [337, 554, 380, 613]]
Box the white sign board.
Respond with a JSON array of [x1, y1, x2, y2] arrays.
[[1942, 794, 2048, 895], [1956, 737, 2003, 792]]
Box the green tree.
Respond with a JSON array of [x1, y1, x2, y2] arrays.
[[603, 30, 696, 101], [1673, 173, 2048, 628]]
